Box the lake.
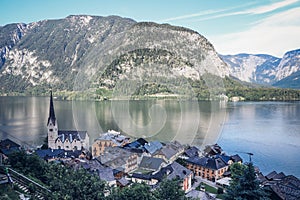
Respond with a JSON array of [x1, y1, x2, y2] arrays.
[[0, 96, 299, 178]]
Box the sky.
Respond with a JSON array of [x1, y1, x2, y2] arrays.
[[1, 0, 300, 57]]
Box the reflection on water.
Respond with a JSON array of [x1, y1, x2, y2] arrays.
[[0, 97, 226, 148]]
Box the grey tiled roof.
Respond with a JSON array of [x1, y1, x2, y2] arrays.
[[94, 132, 129, 146], [0, 139, 20, 149], [98, 167, 115, 182], [35, 149, 82, 159], [230, 154, 243, 163], [118, 177, 129, 186], [97, 147, 136, 169], [186, 156, 228, 170], [144, 141, 163, 154], [133, 162, 191, 183], [266, 171, 278, 180], [154, 141, 184, 160], [167, 161, 192, 180], [265, 175, 300, 200], [203, 144, 223, 156], [184, 146, 200, 158], [139, 156, 165, 171]]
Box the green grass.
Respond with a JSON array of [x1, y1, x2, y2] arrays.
[[196, 182, 218, 193], [203, 183, 218, 194], [195, 182, 225, 199]]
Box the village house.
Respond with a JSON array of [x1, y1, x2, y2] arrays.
[[215, 154, 243, 165], [165, 161, 193, 192], [96, 146, 138, 173], [92, 130, 130, 158], [203, 143, 223, 157], [181, 146, 200, 159], [258, 171, 300, 200], [98, 167, 116, 187], [153, 141, 184, 163], [186, 156, 229, 182], [144, 141, 163, 155], [123, 138, 150, 164], [124, 138, 148, 153], [47, 91, 89, 151], [138, 156, 166, 173], [131, 172, 159, 186], [131, 161, 193, 192], [116, 176, 130, 188]]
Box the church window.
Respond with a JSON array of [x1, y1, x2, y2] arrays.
[[49, 129, 53, 131], [58, 146, 61, 149]]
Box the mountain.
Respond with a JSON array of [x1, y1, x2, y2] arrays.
[[221, 49, 300, 88], [0, 15, 136, 92], [273, 70, 300, 89], [0, 15, 229, 97], [220, 54, 281, 85], [0, 23, 27, 69], [273, 49, 300, 88]]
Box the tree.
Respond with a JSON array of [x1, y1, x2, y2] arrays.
[[224, 162, 269, 200], [46, 164, 106, 200], [154, 178, 187, 200], [229, 162, 246, 188], [107, 182, 154, 200], [41, 136, 48, 149]]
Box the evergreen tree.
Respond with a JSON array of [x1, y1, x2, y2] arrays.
[[154, 178, 187, 200], [107, 183, 155, 200], [225, 162, 269, 200]]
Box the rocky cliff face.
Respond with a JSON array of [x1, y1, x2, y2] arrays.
[[0, 15, 136, 92], [0, 15, 229, 94], [220, 54, 281, 85], [0, 23, 27, 69], [275, 49, 300, 81]]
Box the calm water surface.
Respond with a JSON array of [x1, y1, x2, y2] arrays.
[[0, 97, 299, 177], [218, 101, 300, 178]]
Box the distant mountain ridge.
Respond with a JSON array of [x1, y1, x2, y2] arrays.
[[221, 48, 300, 89]]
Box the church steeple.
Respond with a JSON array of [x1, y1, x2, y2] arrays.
[[47, 90, 58, 149], [47, 90, 56, 126]]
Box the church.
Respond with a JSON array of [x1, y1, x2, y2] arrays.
[[47, 91, 89, 151]]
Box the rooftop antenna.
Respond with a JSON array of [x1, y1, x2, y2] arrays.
[[246, 152, 253, 163], [236, 151, 254, 163]]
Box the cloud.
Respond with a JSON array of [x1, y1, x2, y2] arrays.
[[160, 2, 255, 22], [163, 0, 299, 23], [160, 9, 227, 22], [246, 0, 298, 14], [211, 7, 300, 57]]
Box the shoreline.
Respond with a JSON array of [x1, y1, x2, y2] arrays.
[[1, 93, 300, 102]]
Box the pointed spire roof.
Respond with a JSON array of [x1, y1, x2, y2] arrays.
[[47, 90, 56, 126]]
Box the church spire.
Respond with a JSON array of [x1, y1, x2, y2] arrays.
[[47, 90, 56, 126]]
